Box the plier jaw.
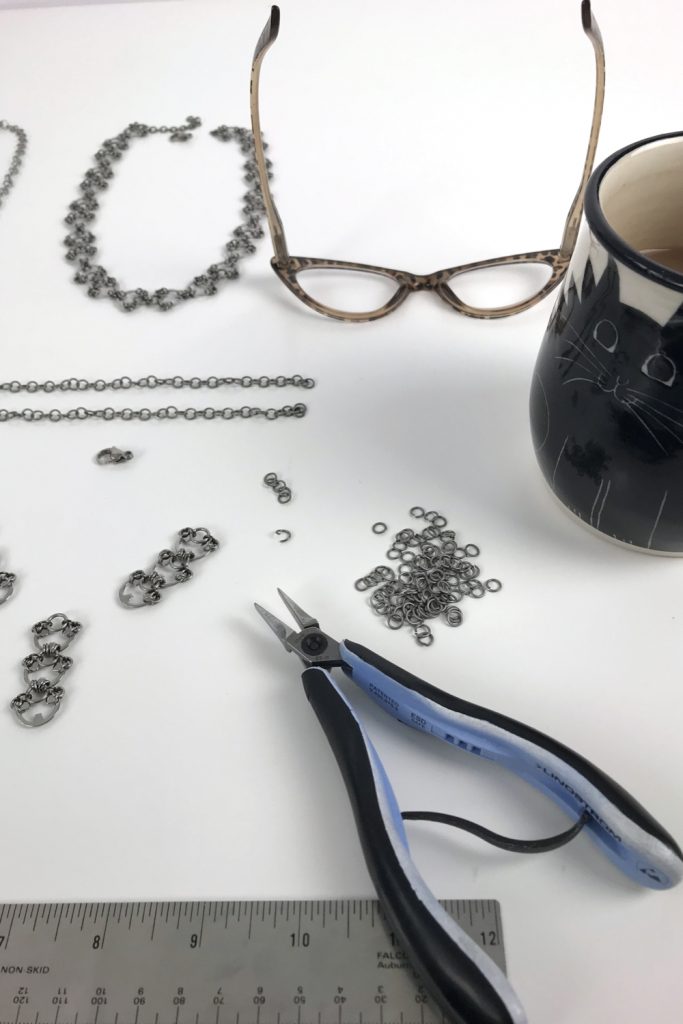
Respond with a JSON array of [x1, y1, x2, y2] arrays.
[[254, 588, 343, 668]]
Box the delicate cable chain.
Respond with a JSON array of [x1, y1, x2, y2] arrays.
[[0, 374, 315, 394], [0, 120, 28, 210], [0, 403, 308, 423], [63, 117, 271, 311]]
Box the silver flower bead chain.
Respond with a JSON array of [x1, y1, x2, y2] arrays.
[[0, 120, 28, 211], [63, 116, 271, 312]]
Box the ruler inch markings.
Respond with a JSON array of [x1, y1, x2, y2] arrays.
[[3, 905, 17, 952], [100, 905, 111, 949], [0, 899, 504, 1024], [198, 902, 206, 949]]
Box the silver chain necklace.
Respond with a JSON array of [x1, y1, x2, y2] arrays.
[[63, 117, 271, 312], [0, 373, 313, 423], [0, 120, 28, 211]]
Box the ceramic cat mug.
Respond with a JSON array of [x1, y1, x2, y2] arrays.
[[530, 132, 683, 554]]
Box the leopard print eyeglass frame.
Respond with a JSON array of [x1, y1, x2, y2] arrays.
[[249, 2, 605, 323]]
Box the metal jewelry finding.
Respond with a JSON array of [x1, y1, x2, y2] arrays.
[[0, 120, 27, 212], [32, 612, 82, 651], [10, 613, 83, 727], [0, 403, 308, 423], [274, 529, 292, 543], [0, 373, 315, 395], [96, 446, 133, 465], [119, 526, 220, 609], [64, 118, 271, 311], [264, 472, 292, 503], [354, 509, 502, 647], [0, 569, 16, 606], [372, 522, 388, 534], [0, 375, 313, 424]]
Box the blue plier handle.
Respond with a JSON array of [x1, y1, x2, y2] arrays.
[[256, 591, 682, 1024]]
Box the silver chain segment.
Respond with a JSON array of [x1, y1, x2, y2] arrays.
[[0, 374, 315, 394], [0, 120, 27, 209], [119, 527, 219, 609], [0, 403, 308, 422], [10, 614, 83, 728], [0, 373, 313, 422], [63, 117, 271, 311]]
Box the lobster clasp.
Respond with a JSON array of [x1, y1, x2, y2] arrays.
[[96, 446, 134, 466]]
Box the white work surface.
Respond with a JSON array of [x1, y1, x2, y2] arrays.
[[0, 1, 682, 1021]]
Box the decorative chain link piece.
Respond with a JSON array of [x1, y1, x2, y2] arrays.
[[63, 118, 271, 311], [0, 569, 16, 606], [10, 613, 83, 727], [119, 527, 220, 609], [0, 120, 27, 211]]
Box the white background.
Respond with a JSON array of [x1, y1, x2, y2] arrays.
[[0, 1, 682, 1022]]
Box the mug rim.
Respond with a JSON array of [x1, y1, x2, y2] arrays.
[[584, 130, 683, 294]]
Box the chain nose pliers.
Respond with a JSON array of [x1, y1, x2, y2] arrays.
[[255, 590, 682, 1024]]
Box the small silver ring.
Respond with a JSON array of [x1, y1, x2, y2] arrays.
[[274, 529, 292, 543], [372, 522, 388, 534]]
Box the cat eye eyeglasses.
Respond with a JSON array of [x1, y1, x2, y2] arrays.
[[249, 1, 605, 323]]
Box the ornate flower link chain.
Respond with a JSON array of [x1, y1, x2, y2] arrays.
[[10, 614, 83, 728], [0, 120, 28, 210], [63, 117, 271, 311], [119, 527, 219, 609]]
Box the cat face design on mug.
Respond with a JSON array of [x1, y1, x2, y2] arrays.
[[531, 251, 683, 550], [549, 256, 683, 460]]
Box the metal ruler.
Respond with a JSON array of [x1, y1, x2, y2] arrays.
[[0, 900, 505, 1024]]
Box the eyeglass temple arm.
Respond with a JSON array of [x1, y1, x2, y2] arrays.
[[250, 5, 290, 264], [559, 0, 606, 261], [250, 2, 603, 268]]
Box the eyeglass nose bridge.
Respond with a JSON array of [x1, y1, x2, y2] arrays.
[[397, 270, 452, 293]]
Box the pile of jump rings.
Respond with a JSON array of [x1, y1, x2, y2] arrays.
[[354, 507, 502, 647], [263, 472, 292, 504]]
